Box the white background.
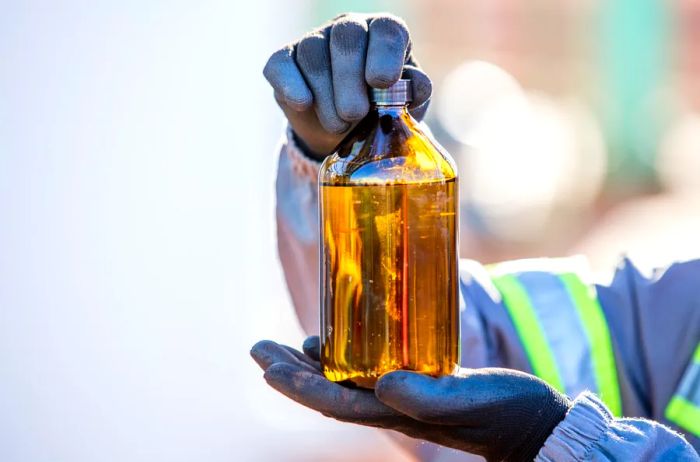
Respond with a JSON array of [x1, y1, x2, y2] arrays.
[[0, 1, 402, 460]]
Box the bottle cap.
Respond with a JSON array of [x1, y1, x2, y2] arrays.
[[370, 79, 412, 105]]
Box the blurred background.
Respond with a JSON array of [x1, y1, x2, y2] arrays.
[[1, 0, 699, 461]]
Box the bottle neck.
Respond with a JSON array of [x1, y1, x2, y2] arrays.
[[373, 103, 409, 117]]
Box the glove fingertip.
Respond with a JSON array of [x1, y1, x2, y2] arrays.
[[250, 339, 270, 355], [263, 362, 339, 413], [404, 66, 432, 109], [250, 339, 278, 370], [375, 370, 433, 401], [263, 361, 289, 377], [263, 362, 305, 386], [375, 371, 446, 423], [302, 336, 321, 361]]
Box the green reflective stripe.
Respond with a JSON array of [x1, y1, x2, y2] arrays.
[[666, 396, 700, 438], [666, 342, 700, 437], [559, 273, 623, 417], [492, 274, 565, 393]]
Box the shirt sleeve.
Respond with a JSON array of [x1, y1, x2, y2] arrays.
[[275, 125, 321, 335], [536, 392, 699, 462]]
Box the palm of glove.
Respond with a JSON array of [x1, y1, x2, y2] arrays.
[[263, 13, 432, 158], [251, 336, 571, 462]]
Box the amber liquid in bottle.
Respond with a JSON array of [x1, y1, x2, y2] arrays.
[[319, 82, 459, 388]]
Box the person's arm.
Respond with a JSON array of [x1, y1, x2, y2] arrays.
[[275, 127, 321, 334]]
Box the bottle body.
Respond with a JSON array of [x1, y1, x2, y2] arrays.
[[319, 104, 459, 388]]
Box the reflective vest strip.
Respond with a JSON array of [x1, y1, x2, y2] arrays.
[[559, 273, 623, 417], [674, 348, 700, 405], [666, 344, 700, 438], [491, 274, 565, 393], [516, 272, 598, 397], [666, 396, 700, 438]]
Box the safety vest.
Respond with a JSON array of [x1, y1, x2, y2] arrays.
[[665, 342, 700, 438], [488, 257, 623, 416]]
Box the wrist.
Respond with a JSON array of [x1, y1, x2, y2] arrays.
[[535, 392, 613, 462], [291, 130, 329, 162], [283, 125, 322, 181], [512, 389, 572, 462]]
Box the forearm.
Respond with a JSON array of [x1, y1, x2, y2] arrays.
[[275, 126, 321, 335]]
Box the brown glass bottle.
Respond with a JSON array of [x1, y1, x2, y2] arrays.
[[319, 80, 460, 388]]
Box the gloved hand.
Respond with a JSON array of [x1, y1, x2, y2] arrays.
[[263, 13, 432, 159], [251, 336, 572, 462]]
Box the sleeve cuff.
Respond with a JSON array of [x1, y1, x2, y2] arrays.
[[284, 125, 322, 182], [536, 392, 612, 462]]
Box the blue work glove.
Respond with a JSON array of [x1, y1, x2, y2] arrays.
[[251, 336, 572, 462], [263, 13, 432, 159]]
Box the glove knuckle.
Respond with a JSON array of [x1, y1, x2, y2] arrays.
[[263, 48, 289, 82], [370, 15, 410, 43], [296, 33, 329, 75], [331, 19, 368, 54]]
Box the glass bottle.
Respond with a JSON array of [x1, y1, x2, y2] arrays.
[[319, 79, 460, 388]]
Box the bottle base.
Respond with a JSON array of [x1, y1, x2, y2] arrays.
[[323, 363, 460, 390], [323, 368, 381, 389]]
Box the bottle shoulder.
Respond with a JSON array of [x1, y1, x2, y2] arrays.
[[319, 113, 457, 186]]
